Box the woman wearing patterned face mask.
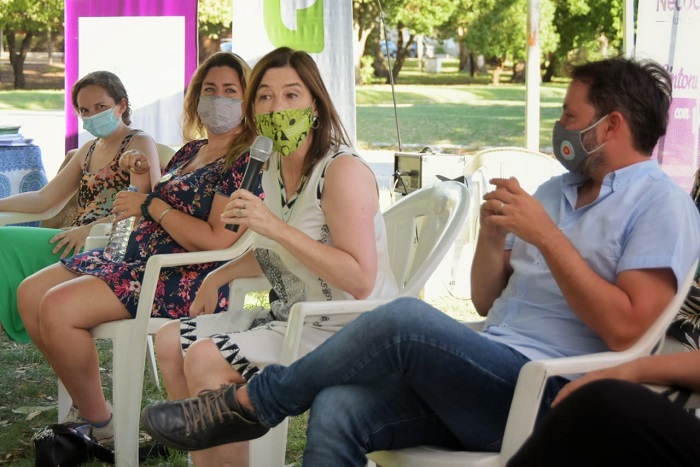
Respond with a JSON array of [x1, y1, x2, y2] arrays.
[[17, 52, 263, 445], [152, 46, 398, 467], [0, 70, 161, 342]]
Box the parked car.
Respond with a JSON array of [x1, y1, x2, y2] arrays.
[[383, 40, 417, 58], [383, 40, 398, 58], [220, 38, 232, 53]]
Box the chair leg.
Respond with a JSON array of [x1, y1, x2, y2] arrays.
[[57, 379, 72, 422], [249, 419, 289, 466], [111, 335, 147, 467], [146, 335, 160, 388]]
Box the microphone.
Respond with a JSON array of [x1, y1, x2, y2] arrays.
[[226, 135, 273, 232]]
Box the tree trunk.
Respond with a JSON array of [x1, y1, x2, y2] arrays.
[[511, 60, 526, 83], [542, 52, 557, 83], [6, 31, 33, 89], [373, 41, 389, 80], [47, 27, 54, 65], [353, 22, 374, 85], [470, 53, 478, 77], [491, 57, 504, 85], [458, 41, 470, 72]]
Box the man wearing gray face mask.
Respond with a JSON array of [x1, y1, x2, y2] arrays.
[[141, 57, 700, 466]]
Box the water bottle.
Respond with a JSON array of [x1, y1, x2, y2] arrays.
[[103, 185, 138, 262]]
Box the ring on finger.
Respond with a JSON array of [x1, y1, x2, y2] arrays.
[[243, 200, 247, 209], [498, 201, 505, 215], [236, 208, 244, 218]]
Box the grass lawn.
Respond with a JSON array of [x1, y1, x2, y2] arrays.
[[0, 90, 64, 111], [356, 82, 566, 152]]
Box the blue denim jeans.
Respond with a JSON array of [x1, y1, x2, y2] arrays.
[[247, 297, 564, 467]]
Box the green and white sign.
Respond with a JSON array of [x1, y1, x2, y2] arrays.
[[233, 0, 356, 143]]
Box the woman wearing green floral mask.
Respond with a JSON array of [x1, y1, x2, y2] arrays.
[[152, 47, 399, 466]]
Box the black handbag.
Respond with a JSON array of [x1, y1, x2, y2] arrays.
[[33, 423, 114, 467]]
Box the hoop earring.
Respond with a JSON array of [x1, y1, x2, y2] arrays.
[[311, 116, 320, 130]]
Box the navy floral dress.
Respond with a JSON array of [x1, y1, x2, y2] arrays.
[[61, 140, 264, 318]]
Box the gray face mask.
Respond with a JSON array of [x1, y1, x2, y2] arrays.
[[197, 96, 243, 135], [552, 114, 608, 173]]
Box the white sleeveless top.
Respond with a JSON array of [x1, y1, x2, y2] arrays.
[[253, 145, 398, 322]]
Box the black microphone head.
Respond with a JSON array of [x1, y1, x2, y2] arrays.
[[250, 135, 273, 163]]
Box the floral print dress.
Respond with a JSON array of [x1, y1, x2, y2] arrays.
[[71, 130, 137, 226], [61, 140, 264, 319]]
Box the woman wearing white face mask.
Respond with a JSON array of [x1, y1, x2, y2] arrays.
[[0, 70, 161, 342], [17, 53, 263, 445]]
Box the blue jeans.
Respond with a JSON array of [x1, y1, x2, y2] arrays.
[[247, 297, 564, 467]]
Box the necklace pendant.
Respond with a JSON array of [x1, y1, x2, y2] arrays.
[[159, 172, 175, 183]]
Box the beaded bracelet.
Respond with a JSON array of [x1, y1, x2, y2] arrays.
[[141, 192, 160, 221], [158, 207, 173, 224]]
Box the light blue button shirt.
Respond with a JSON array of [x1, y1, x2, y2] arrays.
[[482, 160, 700, 360]]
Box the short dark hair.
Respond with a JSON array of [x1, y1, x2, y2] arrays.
[[71, 71, 132, 125], [570, 57, 672, 155]]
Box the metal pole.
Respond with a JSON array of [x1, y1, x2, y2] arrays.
[[623, 0, 635, 58], [525, 0, 541, 151]]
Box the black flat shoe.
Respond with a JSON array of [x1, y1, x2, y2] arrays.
[[140, 384, 269, 451]]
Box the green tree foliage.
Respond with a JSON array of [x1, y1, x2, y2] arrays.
[[397, 0, 621, 83], [0, 0, 63, 88], [544, 0, 623, 80], [198, 0, 233, 59], [199, 0, 232, 39], [451, 0, 557, 82], [390, 0, 455, 80], [354, 0, 456, 82]]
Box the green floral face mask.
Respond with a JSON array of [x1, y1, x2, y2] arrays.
[[255, 107, 314, 156]]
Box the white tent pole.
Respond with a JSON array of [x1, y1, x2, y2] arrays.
[[623, 0, 635, 57], [525, 0, 541, 151]]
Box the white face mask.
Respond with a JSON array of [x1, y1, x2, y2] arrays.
[[197, 96, 243, 134]]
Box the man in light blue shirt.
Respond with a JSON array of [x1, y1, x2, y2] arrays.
[[141, 58, 700, 466]]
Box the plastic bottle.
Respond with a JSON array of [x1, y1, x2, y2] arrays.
[[103, 185, 138, 262]]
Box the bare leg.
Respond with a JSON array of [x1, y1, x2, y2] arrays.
[[18, 264, 85, 401], [184, 338, 249, 467], [20, 265, 131, 423], [155, 320, 190, 400]]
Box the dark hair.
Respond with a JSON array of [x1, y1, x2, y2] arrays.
[[243, 47, 351, 178], [569, 57, 672, 155], [182, 52, 254, 165], [71, 71, 132, 125]]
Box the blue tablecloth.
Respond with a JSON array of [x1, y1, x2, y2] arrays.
[[0, 145, 48, 226], [0, 144, 48, 198]]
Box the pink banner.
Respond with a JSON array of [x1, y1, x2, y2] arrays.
[[64, 0, 198, 152]]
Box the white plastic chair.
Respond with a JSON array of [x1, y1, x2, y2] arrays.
[[445, 147, 566, 300], [57, 229, 256, 467], [462, 147, 566, 255], [247, 180, 471, 466], [367, 259, 698, 467]]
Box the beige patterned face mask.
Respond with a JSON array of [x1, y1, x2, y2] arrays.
[[254, 106, 314, 156]]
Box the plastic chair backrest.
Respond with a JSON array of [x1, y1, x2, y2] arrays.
[[465, 146, 565, 194], [463, 147, 566, 245], [156, 143, 177, 170], [383, 181, 470, 296]]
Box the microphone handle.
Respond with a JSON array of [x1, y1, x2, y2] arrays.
[[226, 159, 264, 232]]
